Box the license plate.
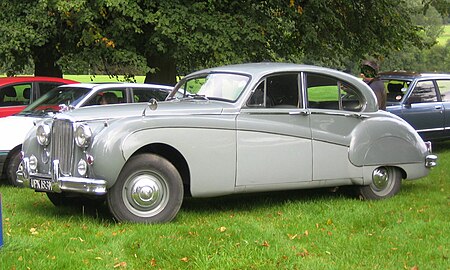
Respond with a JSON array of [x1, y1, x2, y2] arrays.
[[30, 179, 53, 191]]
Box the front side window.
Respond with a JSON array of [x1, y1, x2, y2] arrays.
[[407, 80, 437, 104], [385, 80, 410, 102], [437, 80, 450, 102], [38, 82, 64, 97], [133, 88, 172, 102], [306, 73, 364, 112], [173, 73, 249, 102], [86, 89, 126, 105], [247, 73, 301, 108]]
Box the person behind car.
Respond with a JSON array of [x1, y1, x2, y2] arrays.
[[360, 60, 386, 110]]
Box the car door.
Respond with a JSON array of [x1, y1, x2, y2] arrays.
[[0, 83, 32, 117], [401, 80, 444, 140], [436, 79, 450, 138], [305, 72, 365, 181], [236, 73, 313, 187]]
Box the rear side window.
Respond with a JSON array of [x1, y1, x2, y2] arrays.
[[306, 73, 364, 112], [0, 83, 32, 106], [407, 81, 437, 103]]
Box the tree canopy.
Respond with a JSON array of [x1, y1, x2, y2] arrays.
[[0, 0, 446, 83]]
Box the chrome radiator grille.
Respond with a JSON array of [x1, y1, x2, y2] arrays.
[[50, 119, 74, 175]]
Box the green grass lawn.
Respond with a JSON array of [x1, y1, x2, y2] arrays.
[[437, 24, 450, 45], [0, 142, 449, 269], [64, 74, 146, 83]]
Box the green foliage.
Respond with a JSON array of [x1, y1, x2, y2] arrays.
[[0, 0, 447, 79], [0, 143, 449, 269]]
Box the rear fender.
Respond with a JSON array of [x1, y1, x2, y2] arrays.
[[349, 116, 427, 167]]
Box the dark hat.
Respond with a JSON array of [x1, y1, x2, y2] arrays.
[[361, 60, 379, 72]]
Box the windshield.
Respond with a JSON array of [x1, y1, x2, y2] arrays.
[[18, 86, 91, 116], [170, 73, 249, 102]]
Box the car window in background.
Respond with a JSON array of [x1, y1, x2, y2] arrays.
[[38, 82, 66, 98], [437, 80, 450, 102], [247, 73, 300, 108], [0, 83, 32, 106], [407, 81, 437, 104], [306, 73, 364, 112], [85, 89, 127, 106], [18, 87, 91, 116], [385, 80, 410, 102], [133, 87, 171, 102]]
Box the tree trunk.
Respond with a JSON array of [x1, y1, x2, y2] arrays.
[[33, 44, 63, 78], [144, 54, 177, 85]]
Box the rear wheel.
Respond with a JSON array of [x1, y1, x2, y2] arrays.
[[358, 167, 402, 200], [107, 153, 183, 223], [7, 150, 23, 187]]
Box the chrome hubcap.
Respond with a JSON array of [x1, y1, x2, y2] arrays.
[[124, 172, 169, 217], [372, 167, 389, 190]]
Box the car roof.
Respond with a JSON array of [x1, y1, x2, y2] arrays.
[[380, 71, 450, 80], [0, 76, 77, 85], [188, 62, 340, 77], [57, 83, 173, 91]]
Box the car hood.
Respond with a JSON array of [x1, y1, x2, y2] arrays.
[[0, 115, 41, 151], [58, 100, 237, 122]]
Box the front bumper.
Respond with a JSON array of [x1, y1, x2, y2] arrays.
[[17, 157, 107, 195]]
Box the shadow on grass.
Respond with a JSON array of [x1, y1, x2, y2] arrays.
[[22, 187, 358, 223], [27, 196, 114, 224], [19, 182, 428, 223], [181, 187, 358, 214]]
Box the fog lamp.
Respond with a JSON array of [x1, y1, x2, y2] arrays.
[[77, 159, 88, 176], [29, 155, 38, 171]]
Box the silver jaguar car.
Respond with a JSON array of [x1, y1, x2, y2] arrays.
[[17, 63, 437, 223]]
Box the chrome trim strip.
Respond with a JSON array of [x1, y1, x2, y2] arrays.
[[310, 111, 369, 118], [417, 127, 444, 133], [18, 158, 107, 195]]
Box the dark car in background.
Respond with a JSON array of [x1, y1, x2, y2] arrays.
[[381, 71, 450, 141], [0, 76, 78, 117]]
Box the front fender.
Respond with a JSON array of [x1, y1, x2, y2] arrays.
[[349, 116, 428, 166]]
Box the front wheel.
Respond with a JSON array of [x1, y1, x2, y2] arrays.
[[7, 150, 23, 187], [107, 153, 183, 223], [358, 167, 402, 200]]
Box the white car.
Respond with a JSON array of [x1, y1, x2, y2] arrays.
[[0, 83, 173, 186]]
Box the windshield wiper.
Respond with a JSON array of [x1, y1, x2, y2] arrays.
[[186, 94, 209, 101]]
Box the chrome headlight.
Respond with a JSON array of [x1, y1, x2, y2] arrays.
[[75, 124, 92, 148], [36, 124, 51, 146]]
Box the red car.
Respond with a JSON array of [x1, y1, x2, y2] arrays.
[[0, 76, 78, 117]]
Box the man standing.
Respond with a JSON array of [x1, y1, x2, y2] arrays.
[[360, 60, 386, 110]]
